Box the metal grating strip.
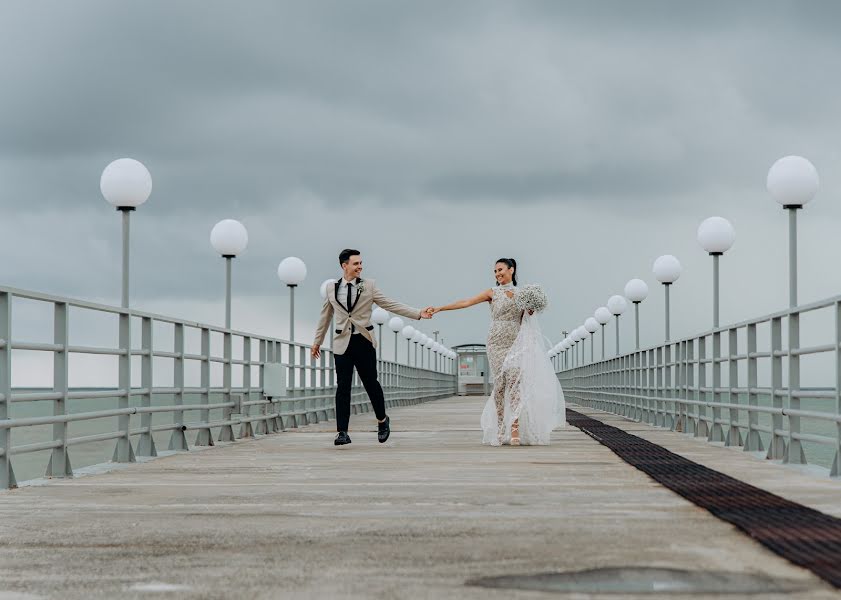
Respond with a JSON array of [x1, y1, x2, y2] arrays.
[[566, 409, 841, 589]]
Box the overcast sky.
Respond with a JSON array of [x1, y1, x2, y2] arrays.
[[3, 1, 841, 384]]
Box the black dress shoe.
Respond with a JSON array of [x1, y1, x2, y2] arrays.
[[334, 431, 352, 446], [377, 416, 390, 443]]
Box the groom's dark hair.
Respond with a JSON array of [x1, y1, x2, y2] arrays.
[[339, 249, 360, 266]]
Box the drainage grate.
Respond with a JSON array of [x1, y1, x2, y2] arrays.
[[468, 567, 811, 595], [567, 409, 841, 589]]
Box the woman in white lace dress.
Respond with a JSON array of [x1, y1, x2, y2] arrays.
[[428, 258, 565, 445]]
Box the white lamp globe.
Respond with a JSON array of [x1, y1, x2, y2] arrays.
[[594, 306, 612, 325], [319, 278, 337, 300], [697, 217, 736, 255], [424, 338, 435, 349], [767, 155, 819, 207], [210, 219, 249, 257], [100, 158, 152, 208], [653, 255, 682, 284], [372, 307, 389, 325], [411, 331, 423, 343], [388, 316, 404, 333], [434, 343, 443, 353], [401, 325, 416, 340], [624, 279, 649, 303], [585, 317, 599, 333], [277, 257, 307, 286], [576, 326, 588, 339], [607, 295, 628, 316]]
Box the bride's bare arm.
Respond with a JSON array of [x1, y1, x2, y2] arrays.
[[430, 290, 493, 314]]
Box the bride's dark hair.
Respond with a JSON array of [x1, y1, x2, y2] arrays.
[[495, 258, 518, 286]]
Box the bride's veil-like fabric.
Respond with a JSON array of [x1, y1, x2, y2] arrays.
[[481, 313, 566, 445]]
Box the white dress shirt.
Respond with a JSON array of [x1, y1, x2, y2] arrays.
[[336, 277, 362, 334]]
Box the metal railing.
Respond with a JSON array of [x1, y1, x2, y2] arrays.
[[0, 286, 456, 489], [558, 293, 841, 477]]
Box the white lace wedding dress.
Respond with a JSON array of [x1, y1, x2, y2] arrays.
[[480, 284, 566, 445]]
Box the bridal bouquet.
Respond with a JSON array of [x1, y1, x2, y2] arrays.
[[515, 284, 548, 314]]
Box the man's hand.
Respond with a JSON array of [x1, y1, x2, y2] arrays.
[[420, 307, 435, 319], [311, 344, 321, 359]]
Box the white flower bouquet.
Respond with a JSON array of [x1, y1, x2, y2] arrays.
[[514, 284, 548, 314]]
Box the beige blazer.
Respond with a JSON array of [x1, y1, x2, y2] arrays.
[[314, 278, 421, 355]]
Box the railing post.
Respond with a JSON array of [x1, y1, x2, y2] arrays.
[[664, 342, 674, 429], [112, 307, 135, 462], [767, 316, 786, 459], [136, 316, 157, 456], [46, 302, 73, 477], [169, 323, 189, 450], [0, 292, 15, 488], [696, 336, 709, 438], [833, 301, 841, 476], [785, 309, 807, 464], [726, 327, 743, 447], [709, 328, 725, 443], [745, 323, 763, 452], [195, 328, 214, 446], [217, 328, 236, 442], [673, 341, 683, 432], [685, 339, 696, 435]]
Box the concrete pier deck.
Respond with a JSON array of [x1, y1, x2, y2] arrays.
[[0, 397, 839, 599]]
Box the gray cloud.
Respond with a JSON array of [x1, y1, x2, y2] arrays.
[[2, 0, 841, 369]]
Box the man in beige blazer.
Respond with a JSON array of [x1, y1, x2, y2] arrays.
[[312, 249, 432, 446]]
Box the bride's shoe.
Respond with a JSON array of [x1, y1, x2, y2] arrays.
[[510, 419, 520, 446]]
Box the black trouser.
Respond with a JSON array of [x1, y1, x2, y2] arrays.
[[334, 334, 386, 432]]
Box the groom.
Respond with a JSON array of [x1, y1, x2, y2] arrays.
[[312, 249, 432, 446]]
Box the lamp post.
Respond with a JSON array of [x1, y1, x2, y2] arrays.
[[576, 327, 588, 365], [624, 279, 649, 350], [210, 220, 249, 329], [697, 217, 736, 328], [411, 330, 423, 366], [767, 156, 818, 465], [277, 257, 307, 342], [594, 307, 611, 359], [100, 158, 152, 309], [607, 295, 627, 355], [585, 318, 599, 363], [372, 307, 389, 356], [424, 337, 434, 368], [767, 155, 819, 308], [402, 326, 416, 365], [653, 255, 681, 342], [388, 317, 404, 363]]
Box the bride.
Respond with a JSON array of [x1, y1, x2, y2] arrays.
[[427, 258, 565, 445]]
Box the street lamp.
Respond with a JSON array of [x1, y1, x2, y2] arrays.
[[372, 307, 389, 353], [402, 325, 416, 365], [585, 318, 599, 362], [767, 155, 819, 308], [624, 279, 649, 350], [210, 219, 249, 329], [388, 317, 404, 363], [277, 257, 307, 342], [411, 330, 423, 365], [424, 337, 435, 368], [653, 255, 681, 342], [576, 326, 588, 365], [100, 158, 152, 309], [697, 217, 735, 328], [607, 295, 627, 355], [594, 307, 611, 359]]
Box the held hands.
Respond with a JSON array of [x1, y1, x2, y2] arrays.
[[421, 306, 440, 319], [311, 344, 321, 359]]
